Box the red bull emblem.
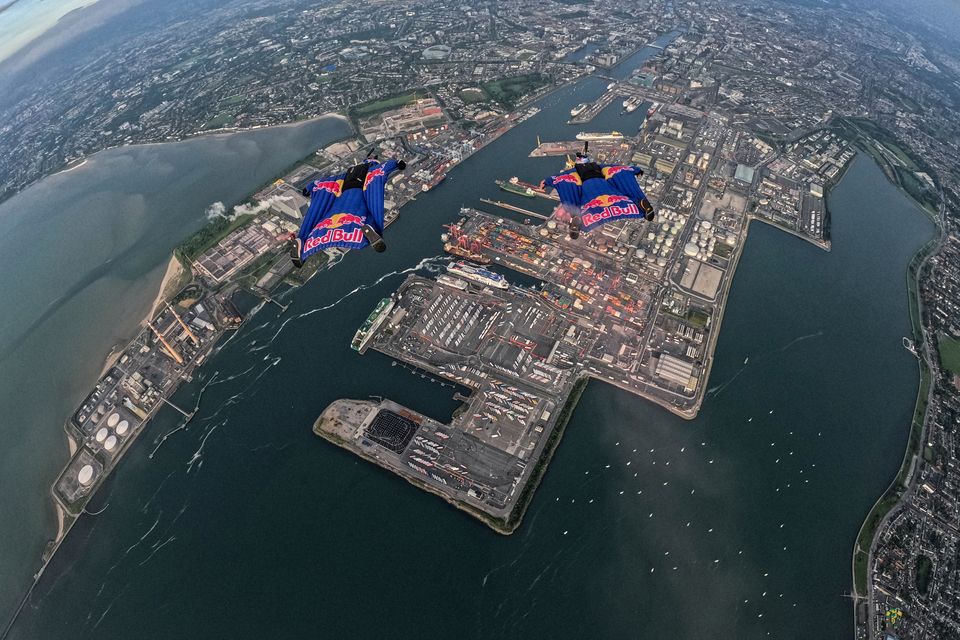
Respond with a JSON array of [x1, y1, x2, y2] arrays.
[[363, 165, 386, 190], [311, 212, 366, 232], [551, 172, 582, 186], [602, 165, 633, 179], [312, 179, 343, 197]]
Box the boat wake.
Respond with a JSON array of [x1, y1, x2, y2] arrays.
[[267, 254, 449, 344], [707, 330, 823, 398]]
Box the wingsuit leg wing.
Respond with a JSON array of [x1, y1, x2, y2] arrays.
[[292, 172, 347, 267], [359, 158, 402, 253], [603, 165, 656, 221], [542, 169, 584, 239]]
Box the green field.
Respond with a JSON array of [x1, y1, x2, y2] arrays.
[[203, 113, 235, 129], [351, 91, 425, 118], [481, 73, 549, 108], [938, 335, 960, 375], [460, 87, 489, 104]]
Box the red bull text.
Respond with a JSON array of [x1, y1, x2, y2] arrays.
[[581, 195, 640, 228], [303, 227, 365, 251]]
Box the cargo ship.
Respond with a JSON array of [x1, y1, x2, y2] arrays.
[[351, 297, 395, 352], [569, 103, 588, 117], [495, 178, 536, 198], [510, 176, 550, 194], [447, 261, 509, 289], [443, 242, 491, 264], [576, 131, 624, 142], [647, 102, 661, 118], [421, 173, 446, 192]]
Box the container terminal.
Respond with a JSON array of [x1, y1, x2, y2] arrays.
[[316, 101, 846, 531]]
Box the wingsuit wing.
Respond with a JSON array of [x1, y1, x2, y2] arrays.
[[360, 158, 399, 235], [542, 168, 584, 210]]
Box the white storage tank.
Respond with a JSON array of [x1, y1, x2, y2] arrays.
[[78, 465, 95, 486]]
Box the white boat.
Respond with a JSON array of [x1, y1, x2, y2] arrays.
[[575, 131, 624, 142], [570, 103, 588, 117], [447, 261, 509, 290]]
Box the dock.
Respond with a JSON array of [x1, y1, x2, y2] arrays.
[[479, 198, 549, 219], [530, 141, 583, 157], [568, 89, 618, 124]]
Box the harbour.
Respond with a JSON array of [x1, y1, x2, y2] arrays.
[[0, 32, 937, 640]]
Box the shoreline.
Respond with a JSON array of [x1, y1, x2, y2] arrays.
[[0, 112, 351, 210], [30, 81, 545, 574], [848, 154, 944, 630], [149, 253, 188, 319]]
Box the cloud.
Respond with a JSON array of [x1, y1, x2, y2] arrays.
[[204, 201, 228, 221], [205, 195, 295, 222]]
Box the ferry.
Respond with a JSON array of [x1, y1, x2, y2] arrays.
[[447, 261, 509, 290], [576, 131, 624, 142], [622, 97, 641, 113], [647, 101, 661, 118], [351, 297, 395, 352], [569, 103, 588, 117]]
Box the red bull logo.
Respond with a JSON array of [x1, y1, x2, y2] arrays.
[[311, 179, 343, 197], [551, 172, 582, 186], [311, 212, 366, 232], [602, 165, 633, 179], [363, 165, 386, 190], [583, 194, 630, 210]]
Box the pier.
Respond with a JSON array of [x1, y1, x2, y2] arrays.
[[479, 198, 549, 219]]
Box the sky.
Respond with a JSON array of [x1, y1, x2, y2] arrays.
[[0, 0, 102, 64]]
